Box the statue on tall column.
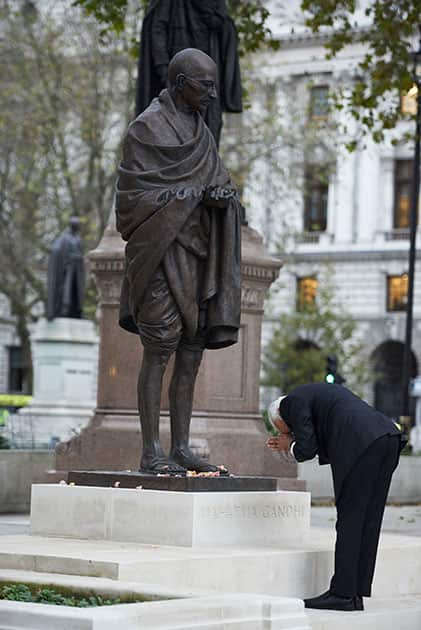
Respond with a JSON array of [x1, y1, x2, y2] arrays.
[[116, 48, 242, 475], [136, 0, 243, 146], [46, 216, 85, 320]]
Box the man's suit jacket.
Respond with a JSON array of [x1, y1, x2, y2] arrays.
[[279, 383, 402, 499]]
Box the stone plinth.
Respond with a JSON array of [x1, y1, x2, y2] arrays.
[[16, 318, 98, 447], [30, 484, 310, 547], [54, 217, 303, 487]]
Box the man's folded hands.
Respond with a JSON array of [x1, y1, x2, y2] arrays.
[[266, 433, 293, 452]]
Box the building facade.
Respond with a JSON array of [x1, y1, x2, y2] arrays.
[[245, 2, 421, 416]]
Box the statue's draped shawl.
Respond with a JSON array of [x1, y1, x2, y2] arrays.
[[115, 89, 241, 349]]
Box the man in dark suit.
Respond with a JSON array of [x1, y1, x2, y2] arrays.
[[267, 383, 404, 612]]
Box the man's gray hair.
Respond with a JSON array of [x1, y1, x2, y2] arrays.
[[267, 395, 287, 431]]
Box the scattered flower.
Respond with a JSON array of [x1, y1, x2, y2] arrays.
[[135, 485, 143, 490], [113, 481, 120, 487], [59, 480, 67, 485], [69, 482, 75, 486]]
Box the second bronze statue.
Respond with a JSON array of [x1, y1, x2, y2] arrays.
[[136, 0, 242, 146], [116, 49, 242, 475]]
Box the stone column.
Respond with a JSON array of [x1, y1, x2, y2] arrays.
[[55, 218, 303, 487]]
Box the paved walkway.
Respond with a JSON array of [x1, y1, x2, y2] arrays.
[[312, 504, 421, 537], [0, 514, 30, 536], [2, 505, 421, 537]]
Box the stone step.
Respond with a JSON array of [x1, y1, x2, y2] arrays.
[[0, 529, 420, 600], [307, 597, 421, 630]]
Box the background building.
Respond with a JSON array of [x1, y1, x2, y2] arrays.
[[241, 1, 421, 417]]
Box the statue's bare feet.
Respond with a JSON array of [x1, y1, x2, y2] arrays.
[[170, 447, 229, 475], [139, 455, 186, 476]]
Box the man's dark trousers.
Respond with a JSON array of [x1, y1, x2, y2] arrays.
[[330, 434, 400, 597]]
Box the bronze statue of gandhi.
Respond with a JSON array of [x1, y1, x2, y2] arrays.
[[116, 49, 242, 474]]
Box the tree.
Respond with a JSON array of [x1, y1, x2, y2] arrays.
[[262, 271, 369, 394], [302, 0, 421, 146], [0, 0, 142, 387]]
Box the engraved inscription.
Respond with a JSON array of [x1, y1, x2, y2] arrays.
[[200, 502, 305, 521], [66, 369, 92, 375]]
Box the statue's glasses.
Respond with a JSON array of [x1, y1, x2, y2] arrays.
[[184, 76, 217, 96]]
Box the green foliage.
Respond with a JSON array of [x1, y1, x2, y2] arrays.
[[262, 271, 368, 394], [1, 584, 33, 602], [301, 0, 421, 145], [227, 1, 280, 56], [72, 0, 148, 38], [0, 582, 147, 607]]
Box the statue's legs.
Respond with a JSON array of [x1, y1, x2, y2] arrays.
[[168, 347, 203, 452], [135, 260, 227, 474], [169, 346, 225, 473], [138, 348, 185, 474]]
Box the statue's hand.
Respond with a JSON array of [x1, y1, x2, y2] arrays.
[[203, 186, 237, 209]]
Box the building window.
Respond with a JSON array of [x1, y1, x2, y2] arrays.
[[309, 86, 329, 119], [394, 160, 416, 229], [304, 167, 328, 232], [387, 274, 408, 312], [401, 86, 418, 116], [297, 277, 318, 311], [8, 346, 30, 393]]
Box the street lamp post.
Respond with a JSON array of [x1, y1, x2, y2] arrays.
[[401, 28, 421, 421]]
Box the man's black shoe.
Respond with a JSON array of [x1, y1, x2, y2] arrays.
[[304, 590, 330, 605], [304, 591, 358, 611]]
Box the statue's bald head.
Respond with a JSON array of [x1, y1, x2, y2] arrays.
[[168, 48, 218, 113], [168, 48, 216, 87]]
